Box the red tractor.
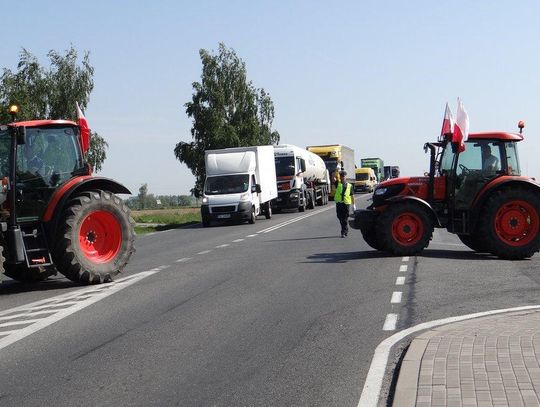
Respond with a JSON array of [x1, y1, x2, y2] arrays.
[[0, 105, 135, 283], [352, 122, 540, 259]]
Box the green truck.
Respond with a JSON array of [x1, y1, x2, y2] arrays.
[[360, 158, 384, 182]]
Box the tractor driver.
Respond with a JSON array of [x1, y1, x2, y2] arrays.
[[23, 138, 44, 175], [481, 145, 499, 172]]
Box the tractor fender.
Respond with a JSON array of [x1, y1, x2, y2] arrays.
[[43, 176, 131, 239], [385, 195, 442, 227], [470, 177, 540, 230]]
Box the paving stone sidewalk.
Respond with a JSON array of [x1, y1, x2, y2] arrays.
[[392, 309, 540, 407]]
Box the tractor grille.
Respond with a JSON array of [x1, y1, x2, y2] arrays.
[[211, 205, 235, 213]]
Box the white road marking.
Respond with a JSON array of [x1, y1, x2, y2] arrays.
[[197, 250, 211, 255], [390, 292, 402, 304], [215, 244, 230, 248], [399, 265, 408, 272], [382, 313, 398, 331], [257, 207, 333, 234], [232, 239, 244, 243], [0, 270, 161, 351], [358, 304, 540, 407], [175, 257, 191, 263], [395, 276, 405, 285], [402, 256, 409, 262], [246, 234, 257, 238]]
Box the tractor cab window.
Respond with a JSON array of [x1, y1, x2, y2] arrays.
[[17, 126, 84, 188], [505, 142, 520, 175], [0, 129, 10, 178]]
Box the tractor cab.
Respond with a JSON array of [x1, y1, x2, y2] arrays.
[[0, 121, 88, 221], [437, 132, 523, 212]]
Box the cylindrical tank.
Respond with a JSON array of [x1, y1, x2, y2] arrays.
[[274, 144, 329, 185]]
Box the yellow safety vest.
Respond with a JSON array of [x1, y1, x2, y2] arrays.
[[335, 182, 352, 204]]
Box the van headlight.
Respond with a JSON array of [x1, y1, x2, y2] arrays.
[[239, 192, 250, 201], [202, 196, 208, 204]]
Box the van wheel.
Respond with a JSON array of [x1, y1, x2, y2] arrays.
[[249, 206, 256, 224]]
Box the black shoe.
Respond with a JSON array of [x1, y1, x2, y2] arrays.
[[341, 233, 345, 238]]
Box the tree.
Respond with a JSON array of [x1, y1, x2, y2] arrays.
[[175, 43, 280, 192], [0, 46, 108, 172], [138, 183, 148, 210]]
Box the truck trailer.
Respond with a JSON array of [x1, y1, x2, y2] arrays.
[[273, 144, 330, 212], [360, 158, 384, 182], [201, 146, 277, 226], [306, 144, 355, 199]]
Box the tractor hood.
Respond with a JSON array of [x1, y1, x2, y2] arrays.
[[373, 176, 446, 206]]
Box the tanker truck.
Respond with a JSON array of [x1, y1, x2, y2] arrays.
[[273, 144, 330, 212]]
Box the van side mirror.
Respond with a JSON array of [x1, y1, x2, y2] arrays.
[[253, 184, 261, 193]]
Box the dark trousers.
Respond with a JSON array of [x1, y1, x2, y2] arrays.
[[336, 202, 350, 236]]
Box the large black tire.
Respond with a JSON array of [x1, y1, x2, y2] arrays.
[[307, 191, 315, 210], [299, 193, 306, 212], [362, 227, 383, 251], [376, 202, 434, 256], [54, 190, 135, 284], [202, 216, 210, 227], [457, 233, 488, 253], [476, 188, 540, 260], [248, 206, 256, 224]]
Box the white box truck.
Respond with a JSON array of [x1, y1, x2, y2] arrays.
[[273, 144, 330, 212], [201, 146, 278, 226]]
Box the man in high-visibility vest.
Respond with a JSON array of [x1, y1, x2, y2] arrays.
[[334, 170, 355, 237]]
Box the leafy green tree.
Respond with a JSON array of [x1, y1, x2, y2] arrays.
[[175, 43, 280, 193], [138, 183, 148, 210], [0, 46, 108, 172]]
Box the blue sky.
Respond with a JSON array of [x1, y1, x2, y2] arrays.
[[3, 0, 540, 195]]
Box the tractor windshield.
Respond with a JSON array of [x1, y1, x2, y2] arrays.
[[16, 125, 85, 187]]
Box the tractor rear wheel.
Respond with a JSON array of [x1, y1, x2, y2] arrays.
[[54, 190, 135, 284], [457, 233, 488, 253], [477, 188, 540, 259], [376, 202, 434, 255]]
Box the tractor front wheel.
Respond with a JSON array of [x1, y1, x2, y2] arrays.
[[54, 190, 135, 284], [376, 202, 434, 256], [477, 188, 540, 259]]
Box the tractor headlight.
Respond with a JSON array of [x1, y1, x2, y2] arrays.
[[372, 184, 406, 205], [374, 187, 387, 196]]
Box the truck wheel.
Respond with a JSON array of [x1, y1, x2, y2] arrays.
[[377, 202, 434, 255], [264, 202, 272, 219], [477, 188, 540, 259], [457, 233, 487, 253], [307, 192, 315, 209], [248, 206, 256, 224], [54, 190, 135, 284], [299, 194, 306, 212]]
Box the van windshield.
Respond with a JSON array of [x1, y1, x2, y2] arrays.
[[356, 173, 368, 181], [205, 174, 249, 194]]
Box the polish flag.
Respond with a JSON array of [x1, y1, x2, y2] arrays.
[[76, 102, 90, 153], [453, 98, 469, 153], [440, 102, 454, 140]]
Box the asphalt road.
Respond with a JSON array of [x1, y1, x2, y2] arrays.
[[1, 195, 539, 406]]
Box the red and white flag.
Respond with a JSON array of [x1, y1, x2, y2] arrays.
[[76, 102, 90, 153], [453, 98, 469, 153], [440, 102, 455, 140]]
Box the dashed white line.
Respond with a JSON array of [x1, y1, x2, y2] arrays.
[[390, 292, 402, 304], [232, 239, 244, 243], [215, 244, 230, 248], [402, 256, 409, 262], [395, 276, 406, 285], [175, 257, 191, 263], [399, 265, 408, 272], [197, 250, 211, 255], [382, 313, 398, 331], [246, 234, 257, 238]]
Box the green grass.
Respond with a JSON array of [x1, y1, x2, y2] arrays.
[[132, 209, 202, 234]]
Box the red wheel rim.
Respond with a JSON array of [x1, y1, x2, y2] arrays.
[[494, 200, 539, 246], [79, 210, 122, 263], [391, 212, 424, 246]]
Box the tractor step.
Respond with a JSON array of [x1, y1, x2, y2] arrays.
[[21, 225, 53, 268]]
